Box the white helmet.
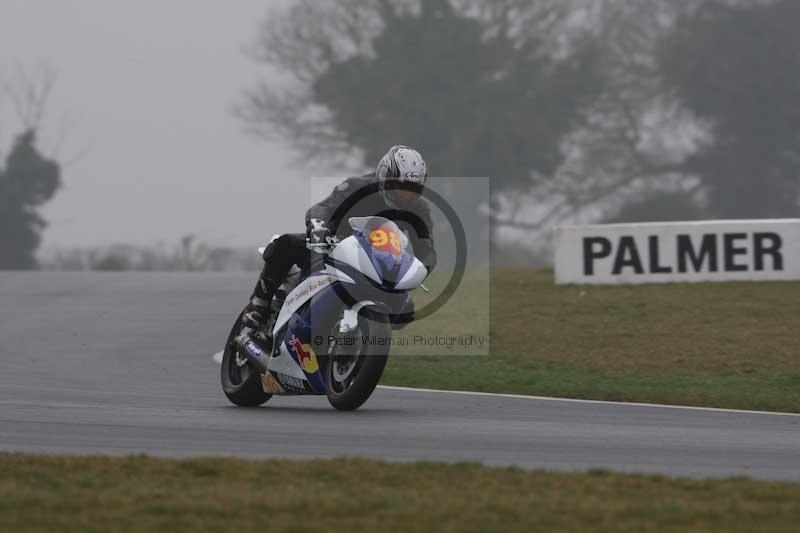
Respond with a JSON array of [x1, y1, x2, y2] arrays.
[[376, 145, 428, 207]]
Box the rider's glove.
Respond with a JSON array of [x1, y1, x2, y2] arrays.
[[307, 218, 340, 246]]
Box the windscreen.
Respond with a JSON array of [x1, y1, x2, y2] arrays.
[[349, 216, 411, 257]]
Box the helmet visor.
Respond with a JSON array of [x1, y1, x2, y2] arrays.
[[384, 179, 425, 205]]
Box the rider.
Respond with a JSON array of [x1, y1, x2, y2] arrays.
[[242, 145, 437, 330]]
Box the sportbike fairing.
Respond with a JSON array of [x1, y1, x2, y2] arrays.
[[351, 217, 414, 287], [260, 216, 427, 396], [328, 217, 428, 291]]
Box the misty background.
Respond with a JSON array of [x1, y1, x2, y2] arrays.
[[1, 0, 798, 270], [0, 1, 308, 254]]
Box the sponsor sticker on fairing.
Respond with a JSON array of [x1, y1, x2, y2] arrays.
[[289, 336, 320, 373], [260, 373, 285, 395]]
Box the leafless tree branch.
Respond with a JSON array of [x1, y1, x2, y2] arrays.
[[2, 63, 57, 132]]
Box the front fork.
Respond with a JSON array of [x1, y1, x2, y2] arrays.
[[337, 300, 376, 334]]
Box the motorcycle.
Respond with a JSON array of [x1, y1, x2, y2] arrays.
[[220, 216, 428, 411]]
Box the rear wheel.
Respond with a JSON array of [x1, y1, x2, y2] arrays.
[[220, 312, 271, 407], [325, 312, 391, 411]]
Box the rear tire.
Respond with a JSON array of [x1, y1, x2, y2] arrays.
[[220, 312, 271, 407], [325, 313, 391, 411]]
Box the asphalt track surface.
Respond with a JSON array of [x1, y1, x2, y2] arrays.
[[1, 272, 799, 481]]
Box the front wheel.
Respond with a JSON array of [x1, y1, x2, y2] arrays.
[[325, 312, 391, 411], [220, 312, 271, 407]]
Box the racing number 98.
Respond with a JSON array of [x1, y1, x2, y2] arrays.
[[369, 228, 402, 254]]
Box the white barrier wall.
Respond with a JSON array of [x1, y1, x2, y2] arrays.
[[554, 219, 800, 285]]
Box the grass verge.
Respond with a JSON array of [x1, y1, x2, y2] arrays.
[[383, 269, 800, 412], [2, 454, 799, 533]]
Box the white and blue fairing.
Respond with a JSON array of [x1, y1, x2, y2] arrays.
[[329, 217, 427, 291], [265, 216, 426, 395]]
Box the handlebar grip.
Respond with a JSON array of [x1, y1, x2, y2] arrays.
[[306, 241, 335, 252]]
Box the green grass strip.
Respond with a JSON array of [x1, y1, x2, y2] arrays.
[[2, 454, 799, 532]]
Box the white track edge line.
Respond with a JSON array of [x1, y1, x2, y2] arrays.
[[211, 351, 798, 417], [376, 385, 800, 417]]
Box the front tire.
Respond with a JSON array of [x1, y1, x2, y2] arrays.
[[220, 312, 271, 407], [325, 312, 391, 411]]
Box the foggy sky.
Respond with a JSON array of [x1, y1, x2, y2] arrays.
[[1, 0, 329, 250]]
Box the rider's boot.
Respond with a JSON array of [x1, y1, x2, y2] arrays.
[[242, 275, 282, 331]]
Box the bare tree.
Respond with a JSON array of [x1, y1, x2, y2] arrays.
[[239, 0, 775, 244], [236, 0, 396, 170], [238, 0, 604, 227], [0, 64, 62, 269]]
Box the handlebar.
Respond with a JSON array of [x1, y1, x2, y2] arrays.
[[306, 241, 336, 253]]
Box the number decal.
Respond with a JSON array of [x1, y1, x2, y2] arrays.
[[369, 227, 402, 255], [389, 232, 401, 252], [370, 229, 388, 247]]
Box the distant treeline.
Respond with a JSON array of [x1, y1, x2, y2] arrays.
[[39, 236, 262, 272]]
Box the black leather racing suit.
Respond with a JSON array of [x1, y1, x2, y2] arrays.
[[251, 173, 437, 308]]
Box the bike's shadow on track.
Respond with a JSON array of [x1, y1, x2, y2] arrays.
[[214, 404, 411, 416]]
